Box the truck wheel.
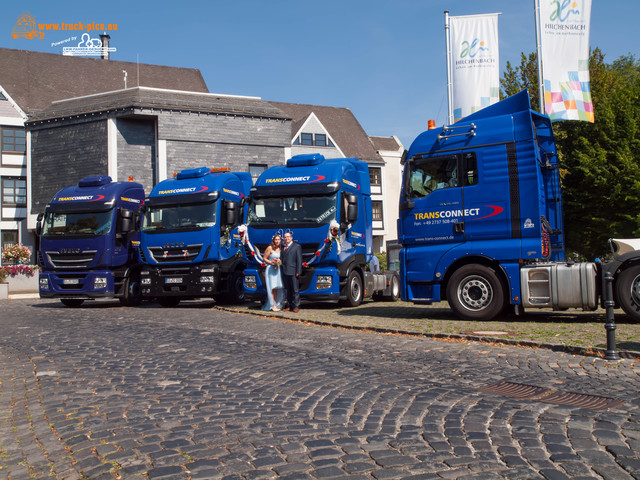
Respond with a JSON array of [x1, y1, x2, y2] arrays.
[[215, 271, 245, 305], [447, 264, 505, 320], [119, 275, 142, 307], [158, 297, 180, 307], [615, 265, 640, 322], [342, 270, 363, 307], [383, 274, 400, 301], [60, 298, 84, 307], [228, 270, 245, 304]]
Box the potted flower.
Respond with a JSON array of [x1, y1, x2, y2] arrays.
[[0, 266, 7, 299], [1, 244, 39, 294]]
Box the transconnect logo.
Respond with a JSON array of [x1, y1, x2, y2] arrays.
[[158, 186, 208, 195], [57, 195, 105, 202], [414, 205, 503, 221], [223, 188, 243, 198], [265, 175, 325, 184]]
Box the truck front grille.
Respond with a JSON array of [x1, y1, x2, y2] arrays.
[[148, 244, 202, 264], [47, 250, 97, 268]]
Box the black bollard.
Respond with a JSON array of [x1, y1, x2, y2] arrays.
[[603, 271, 620, 361]]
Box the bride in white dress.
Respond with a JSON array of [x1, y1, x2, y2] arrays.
[[262, 234, 284, 311]]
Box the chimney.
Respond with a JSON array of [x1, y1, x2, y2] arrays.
[[100, 34, 111, 60]]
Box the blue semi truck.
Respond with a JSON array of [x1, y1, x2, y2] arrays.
[[242, 154, 399, 306], [37, 175, 145, 307], [138, 167, 251, 307], [399, 90, 640, 321]]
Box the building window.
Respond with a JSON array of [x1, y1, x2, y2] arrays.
[[301, 133, 313, 146], [0, 92, 6, 100], [249, 164, 267, 183], [315, 134, 327, 147], [369, 167, 382, 187], [2, 127, 26, 153], [294, 133, 335, 147], [372, 201, 383, 221], [1, 177, 27, 206]]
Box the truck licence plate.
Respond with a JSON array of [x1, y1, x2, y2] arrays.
[[165, 277, 182, 284], [63, 279, 79, 285]]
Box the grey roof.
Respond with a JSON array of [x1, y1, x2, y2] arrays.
[[27, 87, 289, 122], [0, 47, 209, 115], [369, 135, 403, 152], [269, 101, 382, 163]]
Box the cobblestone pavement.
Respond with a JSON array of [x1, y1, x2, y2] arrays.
[[0, 298, 639, 480]]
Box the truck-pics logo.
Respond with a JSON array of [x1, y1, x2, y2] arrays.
[[12, 12, 43, 39], [57, 194, 105, 202], [265, 175, 325, 184], [158, 186, 208, 195]]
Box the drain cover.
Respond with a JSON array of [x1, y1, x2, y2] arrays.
[[479, 381, 623, 410]]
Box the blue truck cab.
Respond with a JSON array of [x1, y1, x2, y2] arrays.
[[37, 175, 145, 307], [242, 154, 398, 306], [139, 167, 251, 307], [399, 90, 640, 321]]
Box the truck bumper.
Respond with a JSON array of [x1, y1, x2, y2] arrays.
[[243, 266, 341, 303], [140, 263, 219, 298], [39, 270, 117, 299]]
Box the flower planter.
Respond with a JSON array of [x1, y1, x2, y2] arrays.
[[7, 273, 39, 293]]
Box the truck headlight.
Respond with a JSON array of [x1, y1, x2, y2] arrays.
[[244, 275, 256, 289], [39, 277, 49, 290], [200, 267, 215, 273], [94, 277, 107, 289], [141, 277, 152, 285], [200, 276, 214, 283], [316, 275, 332, 289]]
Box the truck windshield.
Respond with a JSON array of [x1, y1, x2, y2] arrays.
[[42, 210, 114, 237], [248, 193, 338, 227], [142, 201, 217, 233]]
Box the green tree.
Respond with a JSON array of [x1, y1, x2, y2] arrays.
[[500, 49, 640, 258]]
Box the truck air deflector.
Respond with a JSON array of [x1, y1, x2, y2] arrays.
[[146, 191, 219, 207], [506, 142, 521, 239], [250, 183, 340, 198]]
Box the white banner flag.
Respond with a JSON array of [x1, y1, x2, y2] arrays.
[[539, 0, 593, 122], [449, 14, 500, 122]]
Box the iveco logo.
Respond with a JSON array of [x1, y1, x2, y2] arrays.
[[60, 248, 80, 254], [163, 242, 184, 249]]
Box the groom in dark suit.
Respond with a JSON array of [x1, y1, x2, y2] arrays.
[[281, 231, 302, 312]]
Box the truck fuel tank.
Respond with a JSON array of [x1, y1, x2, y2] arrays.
[[520, 262, 598, 310]]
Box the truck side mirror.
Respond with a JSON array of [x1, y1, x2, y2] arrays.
[[224, 201, 238, 226], [36, 213, 44, 236], [346, 194, 358, 223], [119, 209, 134, 234]]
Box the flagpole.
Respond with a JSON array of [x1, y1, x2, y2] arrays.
[[444, 10, 454, 125], [534, 0, 545, 114]]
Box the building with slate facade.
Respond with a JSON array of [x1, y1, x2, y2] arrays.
[[0, 46, 401, 262]]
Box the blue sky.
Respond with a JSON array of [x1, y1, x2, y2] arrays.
[[2, 0, 638, 148]]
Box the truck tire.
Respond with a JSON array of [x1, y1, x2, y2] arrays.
[[158, 297, 180, 307], [215, 270, 245, 305], [342, 270, 363, 307], [447, 264, 505, 320], [60, 298, 84, 307], [119, 274, 142, 307], [383, 274, 400, 301], [615, 264, 640, 322]]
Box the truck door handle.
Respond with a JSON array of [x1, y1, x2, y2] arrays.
[[453, 222, 465, 233]]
